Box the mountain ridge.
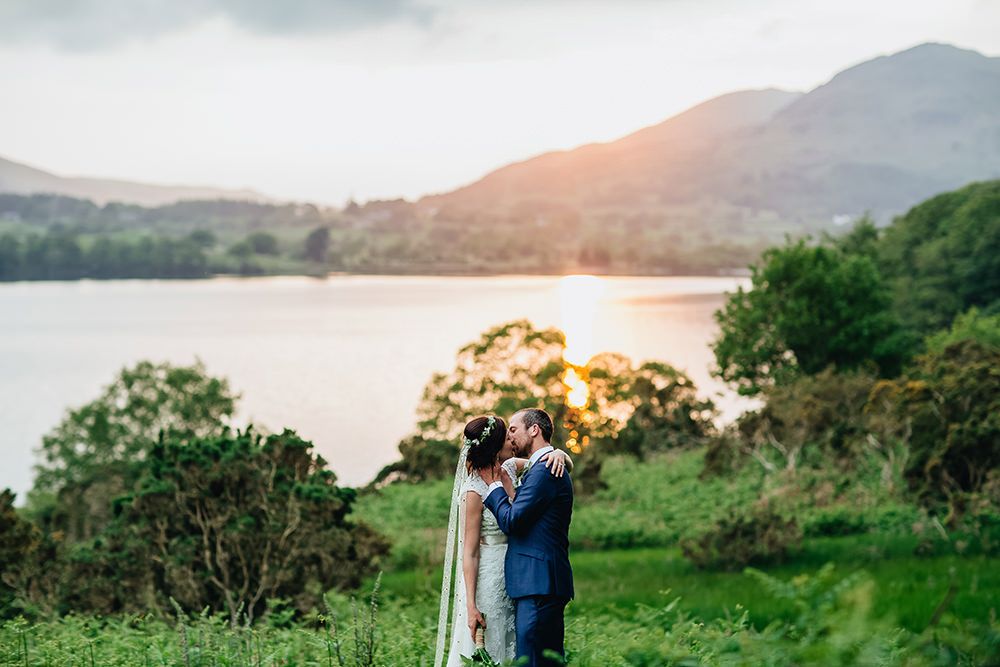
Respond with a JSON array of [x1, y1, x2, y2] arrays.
[[419, 42, 1000, 226], [0, 155, 269, 207]]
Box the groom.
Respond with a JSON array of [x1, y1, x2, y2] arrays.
[[481, 408, 574, 667]]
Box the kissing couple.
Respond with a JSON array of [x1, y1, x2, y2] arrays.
[[433, 408, 575, 667]]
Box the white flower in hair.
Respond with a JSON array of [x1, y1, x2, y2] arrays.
[[463, 415, 496, 447]]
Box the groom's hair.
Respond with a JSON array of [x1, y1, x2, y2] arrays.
[[517, 408, 553, 442]]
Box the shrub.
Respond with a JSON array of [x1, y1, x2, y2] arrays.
[[680, 506, 803, 570], [867, 339, 1000, 514], [709, 367, 876, 474]]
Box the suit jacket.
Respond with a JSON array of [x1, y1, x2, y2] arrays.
[[484, 461, 574, 600]]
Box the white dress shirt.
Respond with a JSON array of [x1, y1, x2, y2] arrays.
[[487, 445, 554, 496]]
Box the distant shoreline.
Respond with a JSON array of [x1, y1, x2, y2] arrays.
[[0, 266, 753, 284]]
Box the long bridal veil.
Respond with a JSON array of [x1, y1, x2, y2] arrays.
[[433, 444, 470, 667]]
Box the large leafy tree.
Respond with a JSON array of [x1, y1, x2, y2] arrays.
[[878, 180, 1000, 333], [712, 239, 910, 396], [29, 360, 239, 542], [386, 321, 715, 484], [118, 428, 388, 624], [415, 320, 569, 440]]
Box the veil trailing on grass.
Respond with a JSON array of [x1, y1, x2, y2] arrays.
[[433, 443, 470, 667]]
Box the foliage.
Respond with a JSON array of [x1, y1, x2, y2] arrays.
[[0, 229, 223, 280], [878, 179, 1000, 333], [389, 321, 714, 491], [29, 360, 239, 543], [0, 191, 779, 280], [867, 339, 1000, 514], [592, 359, 716, 458], [680, 506, 803, 570], [715, 367, 877, 473], [415, 320, 569, 441], [369, 435, 459, 487], [6, 560, 999, 666], [114, 427, 388, 624], [247, 231, 280, 255], [0, 491, 41, 618], [925, 306, 1000, 353], [304, 226, 331, 262], [353, 478, 453, 570], [712, 238, 911, 396]]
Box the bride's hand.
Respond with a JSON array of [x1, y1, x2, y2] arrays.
[[540, 449, 568, 477], [467, 605, 486, 640]]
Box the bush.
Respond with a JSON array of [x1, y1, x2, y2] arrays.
[[707, 367, 876, 474], [925, 306, 1000, 353], [680, 506, 803, 570], [867, 339, 1000, 514]]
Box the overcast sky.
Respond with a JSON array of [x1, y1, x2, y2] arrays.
[[1, 0, 998, 205]]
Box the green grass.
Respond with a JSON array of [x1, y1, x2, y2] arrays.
[[5, 448, 997, 665], [371, 540, 1000, 633], [5, 545, 998, 666], [354, 449, 923, 569]]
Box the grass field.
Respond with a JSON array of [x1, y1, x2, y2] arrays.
[[4, 449, 998, 665], [376, 540, 1000, 632]]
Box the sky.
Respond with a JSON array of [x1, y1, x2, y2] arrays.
[[0, 0, 998, 206]]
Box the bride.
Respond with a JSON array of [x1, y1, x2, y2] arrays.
[[434, 415, 571, 666]]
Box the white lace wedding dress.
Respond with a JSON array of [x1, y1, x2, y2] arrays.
[[444, 458, 520, 666]]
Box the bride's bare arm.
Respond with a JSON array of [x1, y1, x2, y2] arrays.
[[462, 491, 486, 640]]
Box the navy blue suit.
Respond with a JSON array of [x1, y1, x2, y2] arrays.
[[484, 459, 573, 667]]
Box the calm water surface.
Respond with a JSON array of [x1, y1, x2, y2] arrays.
[[1, 275, 751, 497]]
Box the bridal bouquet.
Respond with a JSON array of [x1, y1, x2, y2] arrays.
[[461, 621, 499, 666]]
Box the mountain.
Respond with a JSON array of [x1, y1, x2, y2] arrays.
[[0, 155, 267, 207], [420, 43, 1000, 228]]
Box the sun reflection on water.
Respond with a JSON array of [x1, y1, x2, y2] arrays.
[[559, 275, 606, 367], [558, 275, 606, 422]]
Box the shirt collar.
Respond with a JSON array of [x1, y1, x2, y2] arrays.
[[528, 445, 554, 467]]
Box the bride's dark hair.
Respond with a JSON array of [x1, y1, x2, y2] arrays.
[[464, 415, 507, 471]]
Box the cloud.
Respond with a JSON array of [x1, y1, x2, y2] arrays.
[[0, 0, 436, 51]]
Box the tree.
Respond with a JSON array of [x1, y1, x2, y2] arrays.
[[878, 180, 1000, 333], [415, 320, 569, 440], [612, 361, 716, 459], [712, 239, 911, 396], [0, 490, 41, 617], [29, 360, 239, 542], [187, 229, 217, 249], [867, 340, 1000, 515], [124, 428, 388, 623], [387, 321, 714, 489], [0, 234, 21, 280], [247, 232, 279, 255], [304, 226, 331, 263], [925, 307, 1000, 353]]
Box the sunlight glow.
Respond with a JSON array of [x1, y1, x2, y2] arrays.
[[559, 275, 606, 367], [563, 366, 590, 409]]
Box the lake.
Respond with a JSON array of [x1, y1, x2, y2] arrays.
[[1, 274, 751, 497]]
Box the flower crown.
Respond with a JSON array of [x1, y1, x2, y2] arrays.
[[463, 415, 497, 448]]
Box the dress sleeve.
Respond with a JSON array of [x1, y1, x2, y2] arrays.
[[461, 473, 490, 500], [501, 458, 520, 488]]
